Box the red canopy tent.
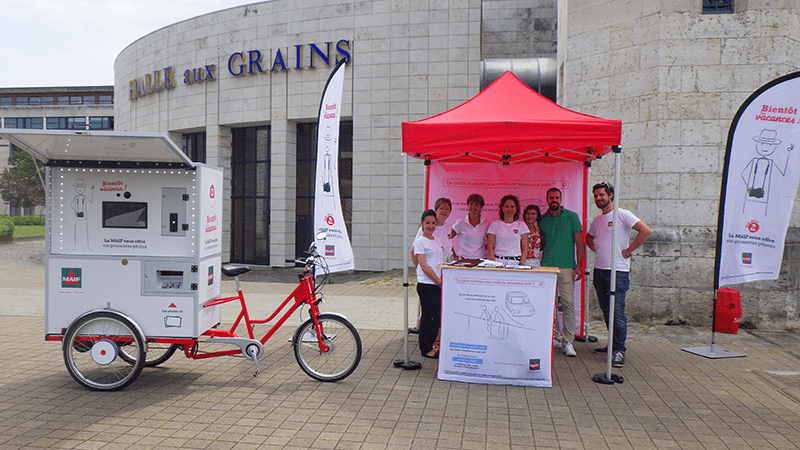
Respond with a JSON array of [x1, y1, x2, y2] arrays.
[[402, 71, 621, 165], [396, 72, 624, 379]]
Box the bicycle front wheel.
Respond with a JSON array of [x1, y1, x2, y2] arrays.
[[293, 314, 362, 382]]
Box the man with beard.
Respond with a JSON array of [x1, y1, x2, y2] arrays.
[[540, 187, 584, 357], [586, 182, 651, 368]]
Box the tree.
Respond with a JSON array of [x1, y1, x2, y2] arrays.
[[0, 148, 46, 210]]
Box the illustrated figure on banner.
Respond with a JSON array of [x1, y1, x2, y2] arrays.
[[741, 129, 794, 216], [479, 305, 509, 340], [322, 125, 336, 201], [71, 178, 94, 252]]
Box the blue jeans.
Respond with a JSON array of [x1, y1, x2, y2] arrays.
[[592, 269, 630, 354]]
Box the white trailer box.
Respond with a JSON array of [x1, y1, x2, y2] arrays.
[[1, 130, 223, 339]]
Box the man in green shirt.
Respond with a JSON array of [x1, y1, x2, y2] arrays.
[[539, 187, 585, 357]]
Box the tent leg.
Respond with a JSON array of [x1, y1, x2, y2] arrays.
[[592, 146, 624, 385], [394, 152, 421, 370]]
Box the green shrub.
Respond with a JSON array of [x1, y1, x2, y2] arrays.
[[0, 217, 15, 241], [10, 215, 44, 226]]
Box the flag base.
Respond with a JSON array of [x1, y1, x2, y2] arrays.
[[393, 359, 422, 370], [682, 345, 746, 359], [592, 373, 624, 384]]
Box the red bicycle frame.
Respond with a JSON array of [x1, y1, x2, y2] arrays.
[[174, 271, 329, 360]]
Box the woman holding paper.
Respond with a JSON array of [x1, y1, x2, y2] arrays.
[[520, 204, 543, 268], [487, 194, 529, 264]]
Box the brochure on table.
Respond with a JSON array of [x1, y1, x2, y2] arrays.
[[438, 266, 558, 387]]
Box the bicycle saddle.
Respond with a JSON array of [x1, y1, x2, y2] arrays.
[[221, 264, 251, 277]]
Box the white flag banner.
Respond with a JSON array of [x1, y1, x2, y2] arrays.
[[718, 72, 800, 287], [314, 60, 354, 273]]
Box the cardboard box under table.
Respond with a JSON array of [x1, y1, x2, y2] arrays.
[[439, 266, 559, 387], [0, 130, 224, 340]]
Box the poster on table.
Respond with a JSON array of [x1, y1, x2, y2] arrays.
[[718, 72, 800, 287], [427, 160, 586, 338], [313, 59, 354, 273], [438, 267, 558, 387]]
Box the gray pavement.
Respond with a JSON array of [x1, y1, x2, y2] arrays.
[[2, 237, 800, 449]]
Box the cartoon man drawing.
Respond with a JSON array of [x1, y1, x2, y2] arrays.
[[322, 125, 335, 197], [71, 178, 94, 251], [741, 129, 794, 216]]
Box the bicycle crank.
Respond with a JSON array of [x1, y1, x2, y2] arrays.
[[207, 337, 264, 376]]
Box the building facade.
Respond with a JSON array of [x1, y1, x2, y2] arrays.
[[0, 86, 115, 215], [113, 0, 800, 328], [114, 0, 558, 269], [559, 0, 800, 328]]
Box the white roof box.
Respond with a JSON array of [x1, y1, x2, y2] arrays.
[[0, 129, 194, 168]]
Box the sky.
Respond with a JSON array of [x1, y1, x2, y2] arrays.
[[0, 0, 255, 88]]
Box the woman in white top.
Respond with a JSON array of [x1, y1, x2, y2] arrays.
[[413, 209, 444, 358], [487, 194, 529, 263], [412, 197, 453, 264], [451, 193, 489, 260]]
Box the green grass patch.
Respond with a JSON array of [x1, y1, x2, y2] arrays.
[[12, 225, 45, 237]]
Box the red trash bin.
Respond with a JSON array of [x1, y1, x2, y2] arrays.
[[715, 288, 742, 334]]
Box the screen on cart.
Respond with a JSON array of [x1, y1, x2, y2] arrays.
[[102, 201, 148, 229]]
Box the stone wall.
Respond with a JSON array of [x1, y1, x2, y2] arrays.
[[481, 0, 558, 58], [559, 1, 800, 329]]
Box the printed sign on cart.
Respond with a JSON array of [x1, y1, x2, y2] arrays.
[[60, 268, 82, 291]]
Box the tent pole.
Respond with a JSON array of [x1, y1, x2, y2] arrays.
[[394, 152, 421, 370], [593, 146, 623, 385], [584, 164, 597, 343]]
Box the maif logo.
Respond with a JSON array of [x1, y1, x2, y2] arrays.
[[746, 220, 760, 233], [742, 253, 753, 265], [325, 214, 335, 226], [62, 268, 82, 288]]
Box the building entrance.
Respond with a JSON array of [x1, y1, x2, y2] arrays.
[[230, 126, 271, 265]]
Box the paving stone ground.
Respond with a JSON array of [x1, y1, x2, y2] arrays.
[[2, 238, 800, 449]]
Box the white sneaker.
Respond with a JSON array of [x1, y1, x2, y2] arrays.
[[564, 342, 577, 357], [553, 339, 561, 349]]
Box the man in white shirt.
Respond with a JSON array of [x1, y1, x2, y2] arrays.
[[586, 182, 651, 368]]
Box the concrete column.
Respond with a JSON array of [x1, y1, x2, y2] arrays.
[[205, 125, 232, 259], [270, 118, 296, 267]]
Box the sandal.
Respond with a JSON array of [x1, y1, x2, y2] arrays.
[[425, 349, 439, 359]]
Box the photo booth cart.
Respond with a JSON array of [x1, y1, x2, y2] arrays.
[[399, 72, 623, 385], [1, 129, 224, 388]]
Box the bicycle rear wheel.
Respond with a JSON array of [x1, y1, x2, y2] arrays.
[[120, 342, 177, 367], [62, 311, 145, 391], [293, 314, 362, 382]]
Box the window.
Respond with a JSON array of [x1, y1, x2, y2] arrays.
[[83, 95, 96, 105], [703, 0, 733, 13], [0, 97, 11, 106], [181, 132, 206, 163], [4, 117, 43, 129], [15, 97, 29, 105], [41, 97, 54, 105], [98, 95, 113, 105], [47, 117, 87, 130], [69, 96, 82, 105], [57, 96, 69, 105], [89, 116, 114, 130]]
